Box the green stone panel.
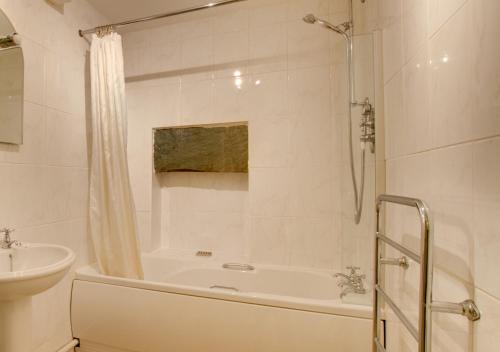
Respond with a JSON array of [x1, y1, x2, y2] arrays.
[[154, 124, 248, 173]]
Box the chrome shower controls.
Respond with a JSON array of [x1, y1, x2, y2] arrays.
[[355, 98, 375, 153]]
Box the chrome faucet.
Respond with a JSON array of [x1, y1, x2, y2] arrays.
[[0, 228, 19, 249], [334, 266, 366, 298]]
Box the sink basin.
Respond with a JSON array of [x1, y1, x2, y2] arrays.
[[0, 243, 75, 352], [0, 243, 75, 300]]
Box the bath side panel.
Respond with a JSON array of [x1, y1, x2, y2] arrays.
[[71, 280, 371, 352]]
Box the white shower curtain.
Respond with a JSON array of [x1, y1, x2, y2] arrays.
[[89, 32, 143, 279]]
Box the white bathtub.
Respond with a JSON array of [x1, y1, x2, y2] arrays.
[[71, 251, 372, 352]]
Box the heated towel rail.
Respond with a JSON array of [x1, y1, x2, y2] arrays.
[[373, 194, 481, 352]]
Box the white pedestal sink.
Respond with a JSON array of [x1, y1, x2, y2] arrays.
[[0, 244, 75, 352]]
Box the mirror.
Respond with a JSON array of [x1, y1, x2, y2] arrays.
[[0, 8, 23, 145]]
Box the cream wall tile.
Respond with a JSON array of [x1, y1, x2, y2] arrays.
[[180, 79, 214, 124], [402, 0, 427, 63], [287, 216, 340, 269], [332, 63, 349, 115], [428, 3, 475, 149], [329, 0, 349, 15], [473, 138, 500, 299], [287, 166, 335, 217], [287, 66, 331, 119], [378, 0, 401, 29], [45, 108, 87, 168], [22, 38, 45, 105], [213, 5, 249, 34], [382, 16, 403, 83], [213, 74, 251, 122], [0, 102, 46, 165], [42, 166, 76, 224], [68, 168, 89, 220], [147, 39, 182, 76], [168, 211, 247, 255], [181, 35, 213, 69], [44, 51, 85, 116], [289, 114, 333, 168], [249, 117, 290, 168], [249, 0, 287, 28], [384, 71, 404, 158], [136, 211, 152, 252], [403, 47, 431, 154], [214, 30, 249, 66], [180, 17, 214, 40], [469, 0, 500, 141], [474, 288, 500, 352], [249, 216, 289, 265], [427, 0, 467, 37], [247, 70, 288, 119], [249, 167, 291, 217], [287, 19, 332, 70], [166, 173, 248, 214], [0, 164, 46, 227], [430, 144, 474, 284], [249, 22, 287, 74]]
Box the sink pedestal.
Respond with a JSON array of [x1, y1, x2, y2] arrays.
[[0, 243, 76, 352], [0, 298, 33, 352]]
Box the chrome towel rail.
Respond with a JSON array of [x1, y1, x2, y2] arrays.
[[373, 194, 480, 352]]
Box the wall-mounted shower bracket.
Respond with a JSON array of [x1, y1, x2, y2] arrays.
[[340, 21, 352, 32]]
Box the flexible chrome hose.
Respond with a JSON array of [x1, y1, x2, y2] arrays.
[[302, 0, 366, 224], [346, 33, 366, 225]]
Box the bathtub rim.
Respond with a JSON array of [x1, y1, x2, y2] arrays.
[[74, 262, 373, 320]]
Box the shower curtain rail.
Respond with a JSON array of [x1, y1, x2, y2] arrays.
[[78, 0, 247, 37]]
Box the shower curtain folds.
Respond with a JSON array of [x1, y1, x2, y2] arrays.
[[89, 32, 143, 279]]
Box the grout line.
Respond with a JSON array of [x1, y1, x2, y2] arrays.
[[13, 217, 88, 231], [427, 0, 470, 41], [386, 134, 500, 162], [0, 161, 88, 169], [476, 286, 500, 304]]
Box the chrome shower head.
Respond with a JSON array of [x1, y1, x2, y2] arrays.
[[302, 14, 317, 24], [302, 13, 349, 39]]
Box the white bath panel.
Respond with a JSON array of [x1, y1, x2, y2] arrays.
[[72, 280, 371, 352]]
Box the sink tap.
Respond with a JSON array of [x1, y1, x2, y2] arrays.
[[0, 228, 19, 249], [334, 266, 366, 298]]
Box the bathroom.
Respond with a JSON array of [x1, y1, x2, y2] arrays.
[[0, 0, 497, 351]]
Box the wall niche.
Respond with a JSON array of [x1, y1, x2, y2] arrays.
[[153, 122, 248, 173]]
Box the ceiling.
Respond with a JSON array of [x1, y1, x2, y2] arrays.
[[87, 0, 216, 23]]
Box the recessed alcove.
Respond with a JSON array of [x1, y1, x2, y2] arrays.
[[153, 122, 248, 173]]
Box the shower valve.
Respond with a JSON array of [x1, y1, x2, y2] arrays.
[[358, 98, 375, 153]]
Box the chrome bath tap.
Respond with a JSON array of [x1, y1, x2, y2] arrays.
[[0, 228, 19, 249], [334, 266, 366, 298]]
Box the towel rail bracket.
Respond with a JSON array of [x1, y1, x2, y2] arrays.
[[431, 299, 481, 322]]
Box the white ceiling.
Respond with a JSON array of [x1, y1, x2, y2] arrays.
[[87, 0, 215, 23]]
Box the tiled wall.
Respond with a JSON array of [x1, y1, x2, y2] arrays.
[[381, 0, 500, 350], [0, 1, 107, 351], [124, 0, 362, 269]]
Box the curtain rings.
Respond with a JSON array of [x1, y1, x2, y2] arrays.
[[96, 25, 115, 38]]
